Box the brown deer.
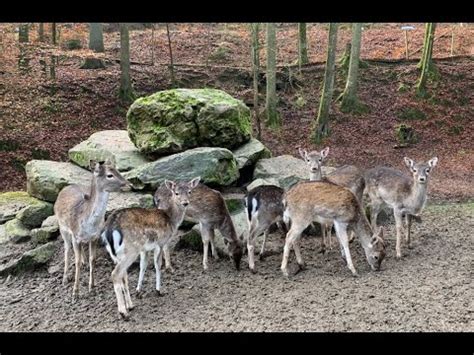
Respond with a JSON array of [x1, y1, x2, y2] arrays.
[[54, 159, 131, 299], [281, 180, 386, 277], [102, 178, 200, 319], [365, 157, 438, 258], [154, 183, 243, 271], [244, 184, 286, 273]]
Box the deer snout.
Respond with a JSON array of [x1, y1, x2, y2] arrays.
[[311, 167, 319, 172], [182, 201, 189, 207], [121, 181, 133, 192], [418, 176, 427, 183]]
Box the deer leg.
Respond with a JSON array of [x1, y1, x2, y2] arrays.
[[61, 229, 72, 285], [112, 252, 137, 319], [334, 222, 357, 276], [154, 246, 163, 295], [292, 236, 305, 271], [71, 238, 82, 299], [163, 244, 174, 273], [200, 224, 211, 270], [394, 210, 404, 259], [209, 228, 219, 260], [319, 222, 327, 254], [123, 273, 134, 310], [405, 214, 413, 249], [88, 239, 97, 293], [259, 229, 269, 260], [327, 223, 333, 250], [247, 218, 258, 272], [281, 221, 307, 277], [370, 199, 383, 231], [136, 251, 148, 294]]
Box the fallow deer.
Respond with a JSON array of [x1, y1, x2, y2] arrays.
[[365, 157, 438, 258], [281, 180, 386, 277], [102, 178, 200, 319], [154, 183, 243, 271], [54, 159, 131, 299]]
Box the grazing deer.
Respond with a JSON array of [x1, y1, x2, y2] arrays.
[[281, 180, 386, 277], [154, 183, 243, 271], [298, 148, 365, 252], [365, 157, 438, 258], [54, 159, 131, 299], [102, 178, 200, 319], [244, 185, 287, 273]]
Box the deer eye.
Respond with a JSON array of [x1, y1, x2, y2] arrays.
[[106, 174, 114, 179], [175, 192, 179, 196], [374, 255, 379, 260], [413, 168, 417, 173], [426, 168, 430, 173]]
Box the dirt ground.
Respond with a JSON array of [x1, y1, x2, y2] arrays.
[[1, 202, 472, 332]]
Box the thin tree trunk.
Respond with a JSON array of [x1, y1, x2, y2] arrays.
[[166, 23, 175, 87], [416, 23, 437, 97], [119, 23, 135, 104], [81, 23, 105, 69], [51, 23, 57, 45], [339, 23, 366, 113], [298, 23, 309, 67], [38, 23, 45, 42], [313, 23, 338, 143], [250, 23, 261, 139], [150, 23, 155, 65], [18, 24, 29, 43], [265, 23, 280, 128]]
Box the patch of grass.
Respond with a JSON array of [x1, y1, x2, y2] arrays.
[[457, 96, 469, 106], [448, 125, 464, 135], [11, 157, 27, 172], [0, 139, 21, 152], [397, 83, 409, 93], [42, 99, 60, 114], [395, 123, 418, 146], [397, 107, 427, 121], [63, 39, 82, 50], [294, 95, 307, 108], [31, 148, 50, 160], [453, 114, 467, 122]]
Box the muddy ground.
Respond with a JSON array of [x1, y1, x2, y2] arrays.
[[0, 202, 472, 332]]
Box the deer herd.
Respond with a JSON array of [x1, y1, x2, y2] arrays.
[[54, 148, 439, 319]]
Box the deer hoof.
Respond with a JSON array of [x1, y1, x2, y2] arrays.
[[318, 248, 326, 254], [155, 290, 164, 297], [250, 267, 257, 274], [281, 268, 290, 278], [136, 290, 144, 299], [259, 253, 266, 261], [119, 312, 130, 321]]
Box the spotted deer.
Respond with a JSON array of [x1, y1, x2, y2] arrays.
[[101, 178, 200, 319], [244, 185, 287, 273], [298, 147, 365, 252], [281, 180, 386, 277], [365, 157, 438, 258], [154, 183, 243, 271], [54, 159, 131, 299]]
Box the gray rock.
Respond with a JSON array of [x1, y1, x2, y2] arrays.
[[124, 147, 239, 190], [0, 242, 57, 276], [3, 219, 31, 244], [232, 138, 272, 170], [246, 178, 280, 192], [68, 130, 149, 172], [106, 192, 154, 216], [253, 155, 336, 190], [0, 191, 46, 224], [26, 160, 91, 202], [16, 200, 53, 228]]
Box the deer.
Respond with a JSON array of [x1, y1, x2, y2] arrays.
[[244, 184, 287, 273], [54, 159, 131, 299], [101, 177, 200, 319], [281, 180, 386, 277], [298, 147, 365, 252], [154, 183, 243, 272], [364, 156, 438, 258]]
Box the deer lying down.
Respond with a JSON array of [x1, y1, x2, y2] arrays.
[[244, 185, 287, 273], [282, 180, 386, 277], [154, 183, 243, 271], [298, 147, 365, 252], [102, 178, 200, 319], [54, 159, 131, 299], [365, 157, 438, 258]]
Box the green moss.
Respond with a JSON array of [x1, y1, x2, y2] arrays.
[[398, 83, 409, 93], [395, 124, 418, 146], [225, 198, 244, 214], [448, 125, 464, 135], [397, 107, 427, 121], [0, 139, 21, 152]]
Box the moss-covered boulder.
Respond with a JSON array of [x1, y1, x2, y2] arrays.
[[106, 192, 154, 216], [16, 200, 53, 228], [253, 155, 336, 190], [126, 88, 252, 155], [3, 218, 32, 243], [0, 191, 46, 224], [68, 130, 149, 172], [232, 138, 272, 170], [0, 242, 57, 276], [26, 160, 91, 202], [124, 147, 239, 190]]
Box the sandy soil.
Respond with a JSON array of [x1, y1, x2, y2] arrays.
[[0, 202, 472, 332]]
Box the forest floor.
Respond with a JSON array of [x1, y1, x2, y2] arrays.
[[1, 202, 472, 331], [0, 23, 473, 200]]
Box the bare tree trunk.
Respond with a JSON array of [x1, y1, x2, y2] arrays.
[[38, 23, 45, 42], [119, 23, 135, 104], [313, 23, 338, 143], [150, 23, 155, 65], [298, 23, 309, 67], [416, 23, 437, 97], [81, 23, 105, 69], [19, 24, 29, 43], [166, 23, 176, 87], [250, 23, 261, 139], [265, 23, 280, 128], [51, 23, 57, 45], [339, 23, 367, 113]]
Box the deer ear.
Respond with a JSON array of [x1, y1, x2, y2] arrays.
[[298, 148, 307, 160], [89, 160, 98, 171], [189, 176, 201, 189], [404, 157, 414, 169], [321, 147, 330, 159], [164, 180, 176, 192], [428, 157, 438, 168]]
